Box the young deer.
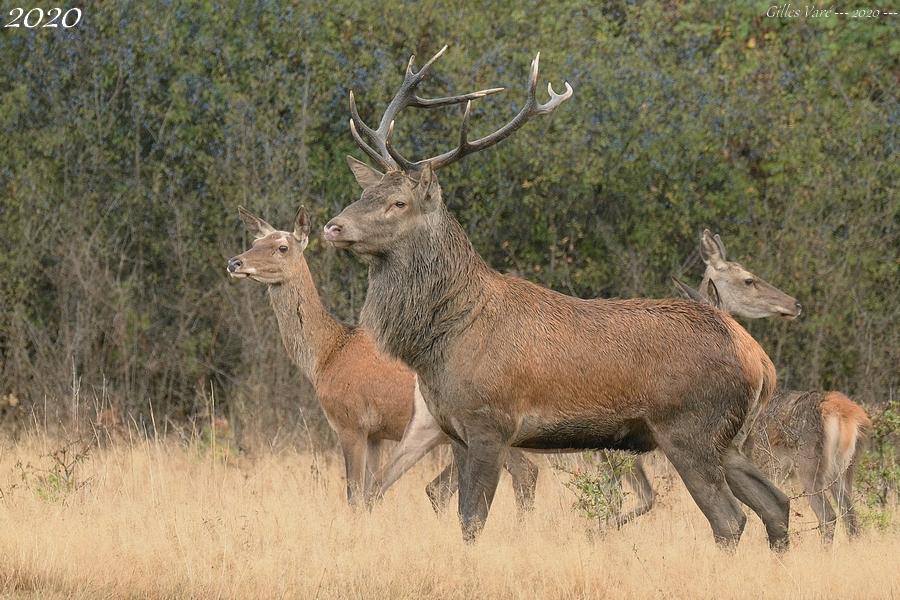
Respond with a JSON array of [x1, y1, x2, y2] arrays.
[[226, 206, 538, 510], [671, 230, 871, 542], [324, 47, 790, 548]]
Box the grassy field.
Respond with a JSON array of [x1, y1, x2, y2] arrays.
[[0, 429, 897, 599]]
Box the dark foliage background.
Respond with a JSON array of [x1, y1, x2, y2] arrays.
[[0, 1, 896, 446]]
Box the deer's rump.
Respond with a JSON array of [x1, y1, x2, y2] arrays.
[[434, 282, 771, 452]]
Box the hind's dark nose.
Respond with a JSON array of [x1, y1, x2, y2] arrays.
[[227, 257, 242, 273], [795, 301, 802, 312]]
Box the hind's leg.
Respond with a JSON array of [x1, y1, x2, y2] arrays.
[[614, 456, 656, 528], [723, 446, 791, 551], [364, 439, 383, 498], [796, 459, 837, 543], [373, 417, 446, 503], [832, 464, 861, 538], [504, 449, 539, 513], [339, 432, 367, 508], [654, 433, 746, 548], [425, 460, 459, 513]]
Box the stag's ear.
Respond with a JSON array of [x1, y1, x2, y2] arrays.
[[346, 156, 384, 189], [292, 205, 311, 249], [414, 163, 438, 205], [700, 229, 727, 269], [706, 279, 722, 309], [238, 206, 276, 239]]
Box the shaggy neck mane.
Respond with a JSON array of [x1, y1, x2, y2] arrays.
[[361, 204, 491, 375], [267, 259, 347, 386]]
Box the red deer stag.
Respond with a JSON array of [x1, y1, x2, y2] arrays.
[[323, 46, 790, 548], [668, 230, 871, 542], [226, 206, 537, 510]]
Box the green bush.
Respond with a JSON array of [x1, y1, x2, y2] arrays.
[[0, 1, 896, 447]]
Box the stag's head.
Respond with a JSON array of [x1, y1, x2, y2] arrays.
[[324, 46, 572, 257], [227, 206, 311, 285], [698, 229, 802, 320]]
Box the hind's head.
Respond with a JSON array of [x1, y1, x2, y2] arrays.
[[227, 206, 311, 285]]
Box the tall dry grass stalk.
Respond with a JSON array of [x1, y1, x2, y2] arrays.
[[0, 427, 897, 599]]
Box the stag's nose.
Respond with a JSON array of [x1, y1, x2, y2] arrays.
[[323, 220, 343, 240], [795, 301, 802, 314], [227, 257, 242, 273]]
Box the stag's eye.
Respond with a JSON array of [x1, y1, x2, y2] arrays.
[[278, 245, 289, 253], [394, 201, 407, 209], [744, 278, 755, 286]]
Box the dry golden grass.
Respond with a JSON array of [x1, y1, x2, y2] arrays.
[[0, 431, 897, 600]]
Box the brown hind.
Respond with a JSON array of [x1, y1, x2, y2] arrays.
[[664, 230, 872, 542]]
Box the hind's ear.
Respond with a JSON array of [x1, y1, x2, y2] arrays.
[[346, 156, 384, 189], [292, 205, 311, 249], [672, 277, 706, 304], [238, 206, 276, 239], [700, 229, 727, 269], [713, 233, 727, 260], [706, 279, 722, 309]]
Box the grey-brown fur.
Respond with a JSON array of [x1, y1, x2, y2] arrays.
[[327, 50, 788, 548]]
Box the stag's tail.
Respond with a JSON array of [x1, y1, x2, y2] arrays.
[[820, 391, 872, 482]]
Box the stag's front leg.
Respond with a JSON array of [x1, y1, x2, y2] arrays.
[[454, 430, 505, 542]]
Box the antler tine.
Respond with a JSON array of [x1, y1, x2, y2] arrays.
[[413, 45, 448, 81], [421, 52, 573, 171], [349, 91, 377, 139], [459, 101, 473, 149], [409, 86, 505, 108], [384, 120, 417, 172], [348, 118, 390, 170], [537, 81, 574, 115]]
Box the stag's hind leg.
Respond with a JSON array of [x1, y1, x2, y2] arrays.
[[654, 434, 746, 547], [723, 446, 791, 550]]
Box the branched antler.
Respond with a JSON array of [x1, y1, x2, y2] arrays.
[[349, 45, 504, 171], [349, 47, 573, 172]]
